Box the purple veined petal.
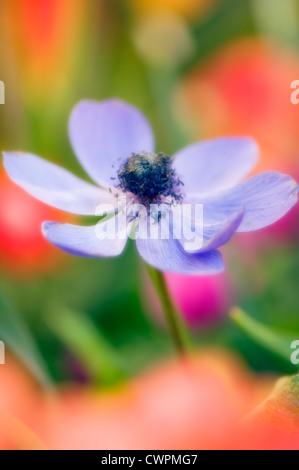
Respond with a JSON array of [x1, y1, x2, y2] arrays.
[[135, 217, 224, 275], [42, 215, 133, 257], [171, 204, 244, 253], [69, 99, 155, 188], [3, 152, 117, 216], [189, 172, 299, 232], [173, 137, 259, 196]]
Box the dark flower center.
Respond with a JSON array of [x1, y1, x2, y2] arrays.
[[117, 151, 183, 205]]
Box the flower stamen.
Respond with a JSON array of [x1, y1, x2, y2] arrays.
[[117, 151, 183, 207]]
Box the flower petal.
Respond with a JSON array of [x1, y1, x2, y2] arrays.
[[201, 210, 244, 250], [191, 172, 298, 232], [43, 216, 132, 257], [3, 152, 116, 216], [135, 217, 224, 274], [173, 137, 258, 196], [172, 205, 244, 253], [69, 99, 155, 188]]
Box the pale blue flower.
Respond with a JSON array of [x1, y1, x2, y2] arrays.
[[3, 99, 298, 274]]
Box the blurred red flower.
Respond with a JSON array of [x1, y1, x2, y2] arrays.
[[180, 39, 299, 243], [182, 39, 299, 173], [0, 172, 70, 275]]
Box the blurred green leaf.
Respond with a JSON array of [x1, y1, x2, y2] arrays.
[[182, 0, 256, 71], [46, 306, 127, 387], [252, 0, 299, 46], [0, 289, 53, 389], [230, 307, 298, 363]]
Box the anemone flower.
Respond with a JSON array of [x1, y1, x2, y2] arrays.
[[3, 99, 298, 274], [3, 99, 298, 353]]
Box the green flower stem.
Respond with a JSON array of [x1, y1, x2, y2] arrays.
[[147, 265, 192, 356], [230, 307, 296, 363]]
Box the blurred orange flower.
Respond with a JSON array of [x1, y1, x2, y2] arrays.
[[130, 0, 215, 20], [0, 356, 45, 450], [0, 0, 84, 98], [2, 351, 299, 450], [243, 375, 299, 450], [34, 351, 273, 450]]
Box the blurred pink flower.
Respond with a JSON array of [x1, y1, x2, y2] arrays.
[[145, 269, 231, 328], [165, 272, 231, 327]]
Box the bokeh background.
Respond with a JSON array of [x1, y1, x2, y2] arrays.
[[0, 0, 299, 450]]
